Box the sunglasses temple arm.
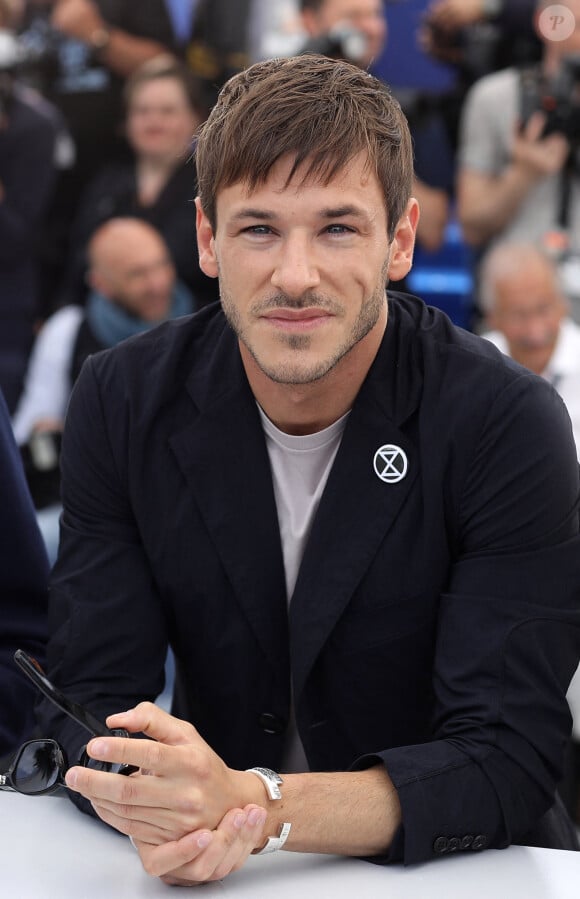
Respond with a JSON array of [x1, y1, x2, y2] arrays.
[[48, 693, 112, 739], [14, 650, 111, 738]]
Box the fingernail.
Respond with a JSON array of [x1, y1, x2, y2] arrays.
[[89, 740, 106, 757], [234, 812, 246, 829], [65, 769, 77, 787], [197, 832, 212, 849], [248, 808, 266, 827]]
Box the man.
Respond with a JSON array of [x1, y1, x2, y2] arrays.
[[0, 386, 48, 761], [39, 55, 580, 886], [456, 0, 580, 309], [479, 240, 580, 450], [12, 217, 194, 562], [299, 0, 452, 253]]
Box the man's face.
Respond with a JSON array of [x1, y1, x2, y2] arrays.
[[303, 0, 387, 68], [489, 258, 566, 375], [196, 152, 416, 386], [93, 228, 176, 323]]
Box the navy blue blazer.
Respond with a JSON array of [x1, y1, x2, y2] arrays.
[[42, 293, 580, 862], [0, 389, 48, 757]]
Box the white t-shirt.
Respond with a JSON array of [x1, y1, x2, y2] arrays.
[[258, 405, 350, 771]]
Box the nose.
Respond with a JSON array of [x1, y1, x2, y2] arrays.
[[270, 234, 320, 298]]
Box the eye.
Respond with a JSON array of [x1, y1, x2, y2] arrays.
[[325, 224, 355, 235], [243, 225, 274, 235]]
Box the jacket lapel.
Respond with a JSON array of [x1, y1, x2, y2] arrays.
[[290, 309, 422, 698], [169, 327, 289, 678]]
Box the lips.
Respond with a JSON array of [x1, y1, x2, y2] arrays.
[[261, 308, 333, 330], [262, 307, 331, 320]]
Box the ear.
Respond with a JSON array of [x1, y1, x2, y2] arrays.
[[387, 198, 419, 283], [195, 197, 218, 278], [86, 267, 108, 297]]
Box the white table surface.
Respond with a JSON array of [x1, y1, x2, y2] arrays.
[[2, 791, 580, 898]]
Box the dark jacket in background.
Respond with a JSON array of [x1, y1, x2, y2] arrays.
[[0, 87, 59, 411], [0, 388, 48, 759]]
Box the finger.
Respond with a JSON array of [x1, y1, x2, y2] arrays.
[[84, 733, 169, 772], [106, 702, 200, 746], [137, 829, 214, 879], [65, 761, 205, 821], [211, 805, 267, 881], [90, 800, 175, 845], [523, 111, 547, 142], [154, 805, 267, 884]]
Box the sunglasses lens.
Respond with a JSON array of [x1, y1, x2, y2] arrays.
[[12, 741, 62, 794]]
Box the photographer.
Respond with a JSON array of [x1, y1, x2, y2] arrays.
[[456, 0, 580, 315], [0, 0, 61, 412]]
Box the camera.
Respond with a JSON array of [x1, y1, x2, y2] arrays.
[[520, 54, 580, 144], [299, 24, 368, 66]]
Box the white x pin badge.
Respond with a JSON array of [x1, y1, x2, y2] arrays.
[[373, 444, 408, 484]]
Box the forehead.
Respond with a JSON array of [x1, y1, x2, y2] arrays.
[[104, 230, 166, 271], [129, 76, 188, 106], [495, 258, 561, 305], [216, 151, 385, 216]]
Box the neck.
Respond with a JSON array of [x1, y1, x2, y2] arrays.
[[138, 155, 179, 178], [242, 304, 387, 435]]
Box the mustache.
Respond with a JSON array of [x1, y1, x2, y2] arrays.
[[252, 293, 342, 313]]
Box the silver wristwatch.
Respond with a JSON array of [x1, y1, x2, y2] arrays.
[[254, 821, 292, 854], [246, 766, 284, 800], [245, 767, 292, 853]]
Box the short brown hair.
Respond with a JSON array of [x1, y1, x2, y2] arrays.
[[195, 54, 413, 239]]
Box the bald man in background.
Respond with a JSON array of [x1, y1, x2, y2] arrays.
[[480, 241, 580, 450], [12, 217, 195, 562]]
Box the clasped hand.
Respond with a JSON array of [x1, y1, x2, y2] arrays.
[[65, 703, 268, 885]]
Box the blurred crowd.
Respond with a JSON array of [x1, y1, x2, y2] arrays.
[[3, 0, 580, 813]]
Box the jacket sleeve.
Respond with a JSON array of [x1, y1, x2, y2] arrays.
[[37, 356, 169, 812], [356, 374, 580, 863]]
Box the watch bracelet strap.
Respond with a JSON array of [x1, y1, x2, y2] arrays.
[[245, 766, 283, 800], [245, 767, 291, 854], [253, 821, 292, 855]]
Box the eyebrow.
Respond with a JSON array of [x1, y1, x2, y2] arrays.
[[231, 205, 370, 221]]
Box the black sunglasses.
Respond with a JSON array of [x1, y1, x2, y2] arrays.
[[0, 650, 137, 796], [0, 739, 67, 796]]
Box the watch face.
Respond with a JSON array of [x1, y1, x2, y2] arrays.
[[255, 767, 281, 781]]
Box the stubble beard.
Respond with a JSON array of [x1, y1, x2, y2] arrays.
[[219, 265, 389, 386]]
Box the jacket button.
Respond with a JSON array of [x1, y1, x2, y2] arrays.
[[461, 835, 474, 850], [258, 712, 284, 735], [433, 836, 449, 854], [448, 837, 461, 852], [472, 834, 488, 851]]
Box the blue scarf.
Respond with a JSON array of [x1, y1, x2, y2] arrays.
[[85, 281, 193, 348]]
